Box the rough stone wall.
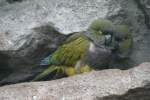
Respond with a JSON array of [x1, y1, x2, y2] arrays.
[[0, 0, 150, 85]]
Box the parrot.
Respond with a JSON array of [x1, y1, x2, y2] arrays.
[[112, 25, 133, 60], [32, 18, 133, 81], [84, 19, 133, 69], [109, 24, 133, 69], [32, 18, 114, 81], [84, 18, 115, 47], [87, 19, 133, 60]]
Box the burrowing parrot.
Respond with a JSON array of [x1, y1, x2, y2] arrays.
[[112, 25, 133, 60], [109, 24, 133, 69], [32, 18, 114, 81], [32, 18, 133, 81]]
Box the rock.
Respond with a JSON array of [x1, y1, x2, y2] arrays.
[[0, 52, 12, 80], [6, 0, 25, 4], [97, 85, 150, 100], [0, 23, 67, 84], [0, 0, 112, 84], [0, 0, 150, 85], [0, 62, 150, 100], [137, 0, 150, 28]]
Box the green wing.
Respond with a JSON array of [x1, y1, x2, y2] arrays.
[[32, 33, 90, 81], [50, 33, 90, 66]]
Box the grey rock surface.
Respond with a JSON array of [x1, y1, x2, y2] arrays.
[[0, 0, 112, 84], [137, 0, 150, 27], [98, 84, 150, 100], [0, 62, 150, 100], [0, 0, 111, 50], [0, 24, 67, 84], [0, 0, 150, 85]]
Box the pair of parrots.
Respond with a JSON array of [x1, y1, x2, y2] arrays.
[[32, 18, 133, 81]]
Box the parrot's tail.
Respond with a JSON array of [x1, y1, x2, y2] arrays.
[[40, 55, 51, 66], [31, 66, 60, 81]]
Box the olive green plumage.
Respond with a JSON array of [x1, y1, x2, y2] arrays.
[[88, 19, 133, 59], [113, 25, 133, 58], [32, 18, 114, 81], [109, 25, 133, 69], [32, 33, 93, 81], [32, 18, 133, 81], [87, 18, 133, 68], [89, 18, 113, 32], [83, 18, 114, 47], [50, 33, 90, 66]]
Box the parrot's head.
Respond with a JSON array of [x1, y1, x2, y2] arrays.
[[81, 18, 115, 69], [82, 18, 133, 69], [83, 18, 115, 49], [89, 18, 114, 35]]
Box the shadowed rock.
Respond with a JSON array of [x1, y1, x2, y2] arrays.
[[0, 24, 67, 85], [97, 84, 150, 100]]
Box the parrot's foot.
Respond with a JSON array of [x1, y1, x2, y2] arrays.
[[60, 65, 92, 77], [80, 65, 92, 73]]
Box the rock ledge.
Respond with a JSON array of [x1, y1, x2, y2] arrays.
[[0, 62, 150, 100]]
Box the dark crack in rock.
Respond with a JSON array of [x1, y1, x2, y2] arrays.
[[6, 0, 25, 4], [97, 84, 150, 100]]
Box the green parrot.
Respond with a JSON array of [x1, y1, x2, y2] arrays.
[[109, 24, 133, 69], [84, 19, 133, 69], [32, 18, 133, 81], [112, 25, 133, 59], [87, 19, 133, 59], [32, 18, 114, 81]]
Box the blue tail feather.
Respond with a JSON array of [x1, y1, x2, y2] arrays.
[[40, 55, 51, 65]]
